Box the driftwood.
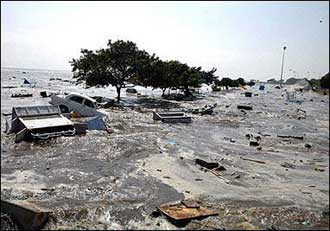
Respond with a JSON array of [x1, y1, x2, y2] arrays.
[[240, 157, 266, 164]]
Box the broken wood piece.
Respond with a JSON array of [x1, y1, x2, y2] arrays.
[[249, 141, 259, 146], [277, 134, 304, 140], [195, 158, 219, 170], [1, 199, 52, 230], [237, 105, 253, 110], [158, 200, 218, 221], [280, 162, 297, 169], [240, 157, 266, 164]]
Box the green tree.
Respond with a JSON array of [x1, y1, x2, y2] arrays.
[[237, 78, 246, 86], [201, 68, 218, 85], [70, 40, 145, 101], [218, 77, 233, 89], [320, 73, 329, 89], [136, 59, 178, 96]]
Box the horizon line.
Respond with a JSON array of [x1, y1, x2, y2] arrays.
[[1, 66, 72, 72]]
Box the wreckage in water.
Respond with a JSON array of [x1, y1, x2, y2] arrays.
[[6, 105, 75, 142], [153, 111, 192, 123]]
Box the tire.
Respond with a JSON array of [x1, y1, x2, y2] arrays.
[[59, 105, 70, 113]]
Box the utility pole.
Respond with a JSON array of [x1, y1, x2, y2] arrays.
[[280, 46, 287, 88]]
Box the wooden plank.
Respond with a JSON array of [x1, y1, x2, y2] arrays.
[[1, 200, 52, 230], [240, 157, 266, 164], [158, 201, 218, 221]]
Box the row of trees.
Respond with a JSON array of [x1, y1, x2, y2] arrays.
[[70, 40, 218, 101], [212, 77, 255, 91]]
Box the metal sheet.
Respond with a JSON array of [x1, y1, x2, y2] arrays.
[[19, 116, 73, 130]]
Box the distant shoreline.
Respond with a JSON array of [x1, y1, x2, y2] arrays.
[[1, 66, 71, 72]]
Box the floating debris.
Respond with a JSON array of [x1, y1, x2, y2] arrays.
[[1, 199, 52, 230], [240, 157, 266, 164], [237, 105, 253, 110], [158, 200, 218, 223], [153, 111, 192, 123]]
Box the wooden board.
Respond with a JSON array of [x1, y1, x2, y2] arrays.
[[159, 201, 218, 221]]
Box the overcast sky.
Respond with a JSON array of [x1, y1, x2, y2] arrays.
[[1, 1, 329, 81]]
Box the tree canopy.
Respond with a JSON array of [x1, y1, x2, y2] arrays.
[[71, 39, 218, 101], [212, 77, 247, 90], [320, 73, 329, 89], [71, 40, 146, 101]]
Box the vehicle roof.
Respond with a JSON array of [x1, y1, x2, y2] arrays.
[[66, 92, 97, 103]]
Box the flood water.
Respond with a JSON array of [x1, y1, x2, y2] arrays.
[[1, 67, 329, 230]]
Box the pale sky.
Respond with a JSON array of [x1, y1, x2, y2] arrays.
[[1, 1, 329, 81]]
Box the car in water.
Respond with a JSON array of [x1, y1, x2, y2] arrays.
[[49, 92, 109, 118]]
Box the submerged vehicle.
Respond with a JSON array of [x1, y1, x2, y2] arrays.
[[49, 92, 109, 118]]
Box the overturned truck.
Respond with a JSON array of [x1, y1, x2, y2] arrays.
[[6, 105, 75, 143]]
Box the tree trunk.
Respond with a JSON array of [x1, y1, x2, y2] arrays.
[[116, 87, 121, 102]]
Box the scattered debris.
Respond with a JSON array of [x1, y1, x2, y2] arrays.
[[249, 141, 259, 146], [1, 199, 52, 230], [11, 93, 33, 98], [91, 96, 115, 108], [40, 91, 51, 98], [240, 157, 266, 164], [192, 103, 217, 115], [153, 111, 192, 123], [314, 168, 325, 172], [126, 88, 138, 93], [73, 122, 88, 134], [195, 158, 220, 170], [280, 162, 297, 169], [245, 134, 252, 139], [237, 105, 253, 110], [277, 134, 304, 140], [150, 209, 161, 218], [305, 143, 312, 148], [158, 200, 218, 223], [2, 85, 19, 89], [224, 137, 235, 143], [195, 158, 229, 182], [245, 92, 252, 97], [23, 78, 31, 84]]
